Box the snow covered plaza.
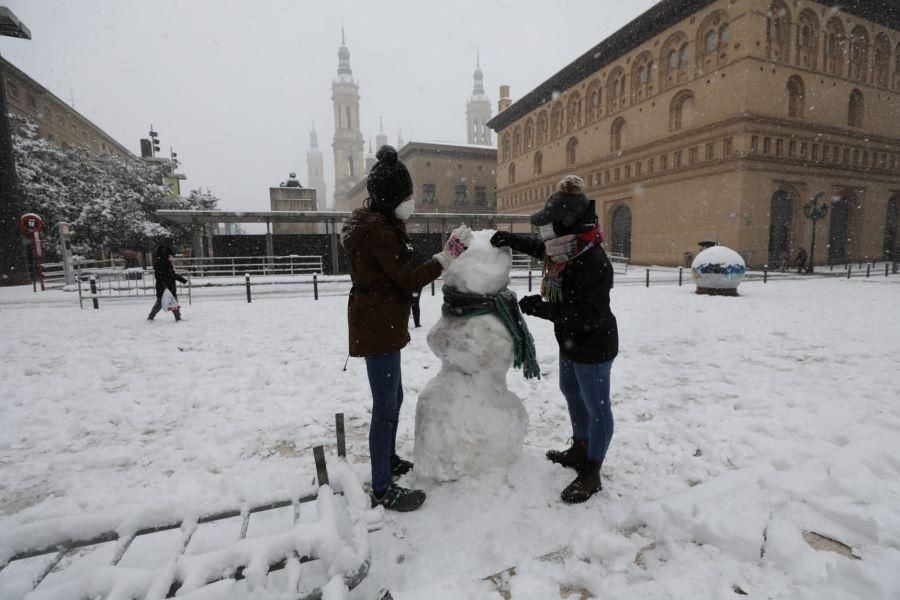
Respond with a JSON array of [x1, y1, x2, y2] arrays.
[[0, 274, 898, 599]]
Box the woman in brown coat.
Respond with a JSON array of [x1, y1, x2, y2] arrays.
[[341, 145, 472, 512]]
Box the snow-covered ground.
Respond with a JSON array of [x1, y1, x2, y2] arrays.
[[1, 276, 899, 599]]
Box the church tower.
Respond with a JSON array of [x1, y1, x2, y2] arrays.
[[376, 116, 388, 151], [466, 53, 492, 145], [307, 123, 327, 209], [332, 28, 365, 210]]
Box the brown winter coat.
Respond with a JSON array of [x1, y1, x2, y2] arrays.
[[341, 207, 443, 357]]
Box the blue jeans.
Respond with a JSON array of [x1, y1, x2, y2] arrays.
[[558, 355, 614, 463], [365, 351, 404, 492]]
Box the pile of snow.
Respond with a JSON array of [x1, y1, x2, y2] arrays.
[[442, 230, 511, 295], [414, 230, 528, 481]]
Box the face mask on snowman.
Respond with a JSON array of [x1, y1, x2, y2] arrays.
[[395, 197, 415, 221]]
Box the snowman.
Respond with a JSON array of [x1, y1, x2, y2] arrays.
[[413, 230, 537, 482]]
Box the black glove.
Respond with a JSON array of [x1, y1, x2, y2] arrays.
[[490, 231, 514, 248], [519, 294, 547, 317]]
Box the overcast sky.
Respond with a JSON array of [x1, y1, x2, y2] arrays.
[[3, 0, 658, 212]]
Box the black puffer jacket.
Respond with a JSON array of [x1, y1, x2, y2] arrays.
[[153, 245, 187, 285], [508, 234, 618, 364]]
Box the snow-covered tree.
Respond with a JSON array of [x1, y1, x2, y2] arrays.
[[11, 114, 220, 260]]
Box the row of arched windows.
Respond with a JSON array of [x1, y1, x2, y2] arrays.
[[500, 11, 734, 162], [767, 0, 898, 91]]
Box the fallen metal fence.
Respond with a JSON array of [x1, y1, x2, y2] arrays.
[[0, 414, 372, 600]]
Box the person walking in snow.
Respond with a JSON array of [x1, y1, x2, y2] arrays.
[[491, 175, 618, 504], [147, 243, 187, 322], [793, 247, 808, 274], [341, 145, 473, 512]]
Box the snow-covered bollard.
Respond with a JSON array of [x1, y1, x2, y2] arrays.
[[691, 245, 747, 296], [414, 230, 532, 482]]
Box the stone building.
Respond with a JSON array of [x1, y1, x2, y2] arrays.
[[344, 141, 498, 232], [2, 56, 132, 158], [488, 0, 900, 267], [270, 174, 320, 234], [332, 29, 366, 212]]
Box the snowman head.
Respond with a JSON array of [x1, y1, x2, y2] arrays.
[[443, 230, 511, 296]]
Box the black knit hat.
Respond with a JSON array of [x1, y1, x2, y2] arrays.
[[530, 175, 597, 236], [367, 145, 413, 213]]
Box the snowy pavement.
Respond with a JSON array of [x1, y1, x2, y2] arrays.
[[1, 277, 899, 599]]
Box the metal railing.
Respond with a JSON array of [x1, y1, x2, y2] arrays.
[[173, 255, 323, 278]]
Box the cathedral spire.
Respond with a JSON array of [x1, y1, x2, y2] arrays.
[[309, 121, 318, 150], [337, 27, 352, 80], [472, 52, 485, 97]]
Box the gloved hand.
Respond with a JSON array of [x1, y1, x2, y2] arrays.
[[434, 225, 473, 269], [519, 294, 547, 317], [490, 231, 514, 248]]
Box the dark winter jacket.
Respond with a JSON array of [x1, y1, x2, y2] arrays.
[[507, 234, 618, 364], [341, 207, 442, 357], [153, 245, 187, 286]]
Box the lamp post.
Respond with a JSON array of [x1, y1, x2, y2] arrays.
[[803, 192, 828, 274], [0, 7, 31, 286]]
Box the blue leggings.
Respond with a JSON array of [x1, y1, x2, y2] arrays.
[[365, 351, 404, 492], [558, 355, 614, 463]]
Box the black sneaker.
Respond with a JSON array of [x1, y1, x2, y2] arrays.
[[390, 454, 413, 478], [370, 484, 426, 512]]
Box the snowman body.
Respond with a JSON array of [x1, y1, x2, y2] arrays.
[[413, 231, 529, 482]]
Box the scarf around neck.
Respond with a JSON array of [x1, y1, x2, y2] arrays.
[[442, 286, 541, 380], [541, 225, 604, 303]]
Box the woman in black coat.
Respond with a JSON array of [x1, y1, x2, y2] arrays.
[[147, 244, 187, 321], [491, 175, 618, 504]]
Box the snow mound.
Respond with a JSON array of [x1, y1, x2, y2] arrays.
[[443, 230, 511, 296]]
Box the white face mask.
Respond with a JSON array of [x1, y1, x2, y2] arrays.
[[539, 224, 556, 241], [395, 199, 415, 221]]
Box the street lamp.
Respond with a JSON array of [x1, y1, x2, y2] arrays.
[[0, 6, 31, 286], [803, 191, 828, 274]]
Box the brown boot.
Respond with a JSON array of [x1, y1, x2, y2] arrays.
[[561, 460, 602, 504], [546, 439, 588, 470]]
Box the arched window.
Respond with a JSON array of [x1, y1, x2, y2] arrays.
[[768, 1, 792, 62], [566, 91, 582, 132], [719, 23, 731, 47], [895, 43, 900, 92], [586, 80, 602, 123], [607, 67, 626, 113], [550, 102, 564, 139], [512, 126, 522, 157], [501, 133, 510, 161], [631, 52, 654, 100], [797, 9, 820, 69], [611, 117, 626, 152], [523, 118, 534, 150], [828, 193, 853, 261], [696, 11, 730, 72], [768, 189, 795, 265], [611, 205, 632, 257], [670, 90, 695, 131], [787, 75, 805, 118], [508, 162, 516, 185], [824, 18, 846, 76], [660, 32, 689, 89], [536, 111, 548, 145], [680, 44, 689, 67], [533, 151, 543, 176], [873, 33, 890, 88], [885, 195, 899, 261], [848, 25, 869, 82], [566, 137, 578, 166], [848, 89, 864, 127]]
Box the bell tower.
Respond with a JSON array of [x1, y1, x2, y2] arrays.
[[332, 27, 365, 210], [466, 52, 492, 145], [307, 122, 326, 209]]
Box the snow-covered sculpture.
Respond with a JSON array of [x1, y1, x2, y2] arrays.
[[414, 231, 532, 482], [691, 245, 747, 296]]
